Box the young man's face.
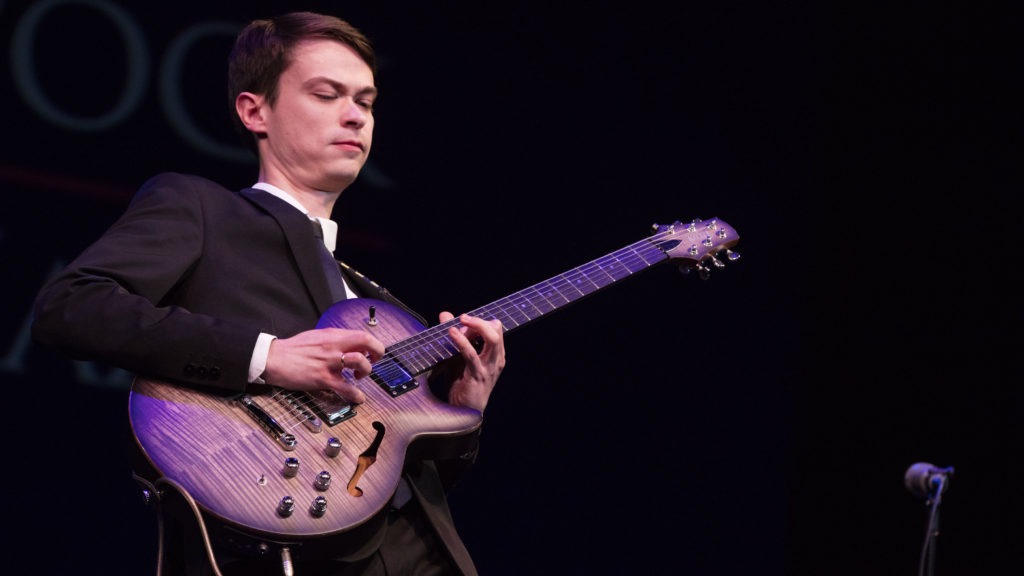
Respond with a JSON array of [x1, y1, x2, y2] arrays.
[[258, 39, 377, 193]]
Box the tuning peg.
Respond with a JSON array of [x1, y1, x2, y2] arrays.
[[708, 254, 726, 269], [725, 249, 741, 261], [679, 259, 716, 279], [683, 261, 712, 280]]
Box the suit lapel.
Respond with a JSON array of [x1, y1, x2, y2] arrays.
[[238, 187, 430, 327], [239, 187, 337, 313]]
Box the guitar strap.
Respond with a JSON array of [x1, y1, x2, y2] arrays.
[[405, 461, 479, 576], [337, 259, 429, 327]]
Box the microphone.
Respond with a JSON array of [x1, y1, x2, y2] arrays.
[[904, 462, 954, 499]]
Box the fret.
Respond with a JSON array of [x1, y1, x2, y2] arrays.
[[379, 220, 736, 381]]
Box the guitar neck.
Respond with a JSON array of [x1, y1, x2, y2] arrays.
[[384, 232, 678, 375]]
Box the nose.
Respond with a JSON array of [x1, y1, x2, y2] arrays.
[[341, 98, 369, 127]]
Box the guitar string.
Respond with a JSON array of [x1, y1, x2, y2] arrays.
[[270, 388, 318, 431], [376, 225, 707, 374], [378, 228, 680, 372]]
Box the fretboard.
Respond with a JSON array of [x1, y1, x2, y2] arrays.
[[381, 235, 674, 376]]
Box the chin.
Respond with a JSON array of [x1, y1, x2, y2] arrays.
[[332, 160, 365, 179], [321, 172, 360, 192]]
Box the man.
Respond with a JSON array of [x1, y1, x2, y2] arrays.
[[32, 11, 504, 575]]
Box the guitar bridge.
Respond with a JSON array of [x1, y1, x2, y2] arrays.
[[236, 390, 344, 449], [237, 395, 298, 450]]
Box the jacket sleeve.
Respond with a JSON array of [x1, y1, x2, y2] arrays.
[[31, 172, 259, 391]]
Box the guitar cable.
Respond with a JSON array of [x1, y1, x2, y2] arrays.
[[133, 472, 227, 576]]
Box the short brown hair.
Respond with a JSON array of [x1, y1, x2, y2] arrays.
[[227, 12, 377, 145]]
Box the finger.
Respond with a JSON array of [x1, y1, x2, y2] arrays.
[[340, 351, 373, 379], [344, 331, 386, 362], [332, 378, 366, 404], [448, 323, 483, 365], [359, 334, 387, 362], [438, 311, 455, 323], [458, 314, 505, 352]]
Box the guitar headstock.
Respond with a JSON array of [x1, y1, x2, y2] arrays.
[[650, 218, 741, 279]]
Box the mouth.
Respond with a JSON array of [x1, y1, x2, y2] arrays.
[[333, 139, 364, 151]]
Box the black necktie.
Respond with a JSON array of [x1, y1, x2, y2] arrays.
[[311, 219, 348, 302]]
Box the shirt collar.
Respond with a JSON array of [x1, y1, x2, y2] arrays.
[[252, 182, 338, 252]]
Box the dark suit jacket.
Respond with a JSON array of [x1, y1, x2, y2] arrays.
[[32, 172, 478, 574]]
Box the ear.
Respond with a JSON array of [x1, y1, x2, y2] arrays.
[[235, 92, 267, 134]]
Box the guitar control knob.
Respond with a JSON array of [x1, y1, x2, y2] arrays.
[[277, 496, 295, 517], [325, 437, 342, 458], [310, 496, 327, 518], [282, 457, 300, 478], [313, 470, 332, 491]]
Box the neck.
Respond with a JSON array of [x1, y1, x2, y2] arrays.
[[292, 189, 337, 219], [257, 170, 341, 219]]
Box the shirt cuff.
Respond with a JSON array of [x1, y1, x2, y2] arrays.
[[248, 332, 277, 384]]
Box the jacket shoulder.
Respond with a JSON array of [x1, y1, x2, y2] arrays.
[[129, 172, 240, 207], [139, 171, 228, 189]]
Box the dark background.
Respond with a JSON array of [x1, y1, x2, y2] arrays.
[[1, 1, 1018, 574]]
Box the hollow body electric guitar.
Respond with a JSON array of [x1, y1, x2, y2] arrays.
[[129, 218, 740, 543]]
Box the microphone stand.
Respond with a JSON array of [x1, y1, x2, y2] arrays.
[[917, 474, 948, 576]]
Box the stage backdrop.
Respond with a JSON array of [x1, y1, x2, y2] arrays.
[[1, 1, 1017, 574]]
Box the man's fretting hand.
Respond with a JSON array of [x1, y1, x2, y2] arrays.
[[441, 312, 506, 413]]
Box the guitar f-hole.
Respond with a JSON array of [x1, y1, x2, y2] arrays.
[[347, 421, 386, 497]]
